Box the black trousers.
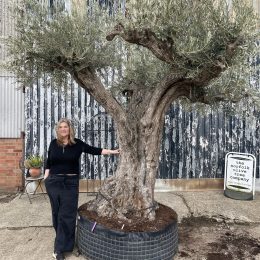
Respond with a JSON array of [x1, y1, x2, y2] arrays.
[[45, 174, 79, 253]]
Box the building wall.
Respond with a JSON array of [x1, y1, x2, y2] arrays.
[[0, 77, 24, 138], [0, 0, 24, 192], [0, 138, 24, 192], [0, 81, 24, 192]]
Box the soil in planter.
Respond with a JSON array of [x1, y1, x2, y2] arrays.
[[78, 202, 178, 232]]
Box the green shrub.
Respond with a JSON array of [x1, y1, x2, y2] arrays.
[[24, 155, 43, 169]]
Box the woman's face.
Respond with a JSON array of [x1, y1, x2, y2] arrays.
[[58, 122, 70, 139]]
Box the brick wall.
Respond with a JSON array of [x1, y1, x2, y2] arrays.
[[0, 138, 24, 192]]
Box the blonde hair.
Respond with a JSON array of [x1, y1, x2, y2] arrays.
[[55, 118, 76, 145]]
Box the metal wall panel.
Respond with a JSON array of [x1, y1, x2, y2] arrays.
[[24, 80, 260, 180], [24, 79, 118, 180], [0, 76, 24, 138], [160, 104, 260, 179], [0, 0, 24, 138]]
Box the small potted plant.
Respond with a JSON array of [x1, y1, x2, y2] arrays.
[[24, 155, 43, 177]]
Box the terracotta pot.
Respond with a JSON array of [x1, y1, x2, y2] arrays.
[[29, 168, 41, 177]]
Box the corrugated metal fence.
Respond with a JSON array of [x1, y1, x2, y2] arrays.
[[0, 76, 24, 138], [24, 79, 260, 180], [24, 80, 118, 180], [160, 104, 260, 179]]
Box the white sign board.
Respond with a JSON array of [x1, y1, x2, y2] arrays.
[[224, 152, 256, 196]]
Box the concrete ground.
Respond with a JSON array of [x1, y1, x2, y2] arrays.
[[0, 191, 260, 260]]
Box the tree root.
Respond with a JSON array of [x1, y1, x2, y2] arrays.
[[86, 175, 157, 222]]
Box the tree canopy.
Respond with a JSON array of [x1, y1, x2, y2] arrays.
[[5, 0, 259, 107], [4, 0, 260, 221]]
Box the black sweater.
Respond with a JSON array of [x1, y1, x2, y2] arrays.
[[46, 138, 103, 175]]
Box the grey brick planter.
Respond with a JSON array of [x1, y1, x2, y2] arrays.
[[77, 208, 178, 260]]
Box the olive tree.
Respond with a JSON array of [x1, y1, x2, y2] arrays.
[[6, 0, 259, 222]]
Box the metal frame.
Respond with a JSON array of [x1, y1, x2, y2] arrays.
[[19, 175, 46, 204]]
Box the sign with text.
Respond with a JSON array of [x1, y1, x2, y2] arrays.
[[224, 152, 256, 200]]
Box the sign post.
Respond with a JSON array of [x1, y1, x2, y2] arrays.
[[224, 152, 256, 200]]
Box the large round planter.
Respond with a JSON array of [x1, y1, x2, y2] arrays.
[[77, 206, 178, 260]]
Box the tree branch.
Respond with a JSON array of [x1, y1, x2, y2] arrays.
[[152, 84, 190, 126], [72, 67, 127, 126], [106, 23, 174, 64], [140, 73, 187, 127], [142, 37, 244, 124], [27, 51, 127, 127], [192, 36, 244, 87], [26, 51, 75, 72]]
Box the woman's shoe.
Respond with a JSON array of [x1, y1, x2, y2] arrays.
[[52, 252, 65, 260]]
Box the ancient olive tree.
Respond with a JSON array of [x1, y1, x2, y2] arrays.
[[6, 0, 259, 222]]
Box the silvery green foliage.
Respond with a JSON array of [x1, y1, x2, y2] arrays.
[[122, 0, 259, 104], [5, 0, 120, 87], [5, 0, 260, 109]]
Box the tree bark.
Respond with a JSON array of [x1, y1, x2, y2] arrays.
[[69, 58, 229, 222], [68, 37, 242, 222], [86, 79, 190, 222], [72, 67, 126, 125], [87, 118, 163, 222], [69, 65, 196, 221]]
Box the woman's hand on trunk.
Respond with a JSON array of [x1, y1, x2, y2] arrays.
[[101, 149, 120, 155]]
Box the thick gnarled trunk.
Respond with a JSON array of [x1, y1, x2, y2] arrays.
[[87, 118, 164, 222], [73, 69, 189, 221]]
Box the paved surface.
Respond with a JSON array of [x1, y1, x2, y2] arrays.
[[0, 191, 260, 259]]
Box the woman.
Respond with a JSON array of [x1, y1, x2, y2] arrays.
[[44, 118, 119, 260]]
